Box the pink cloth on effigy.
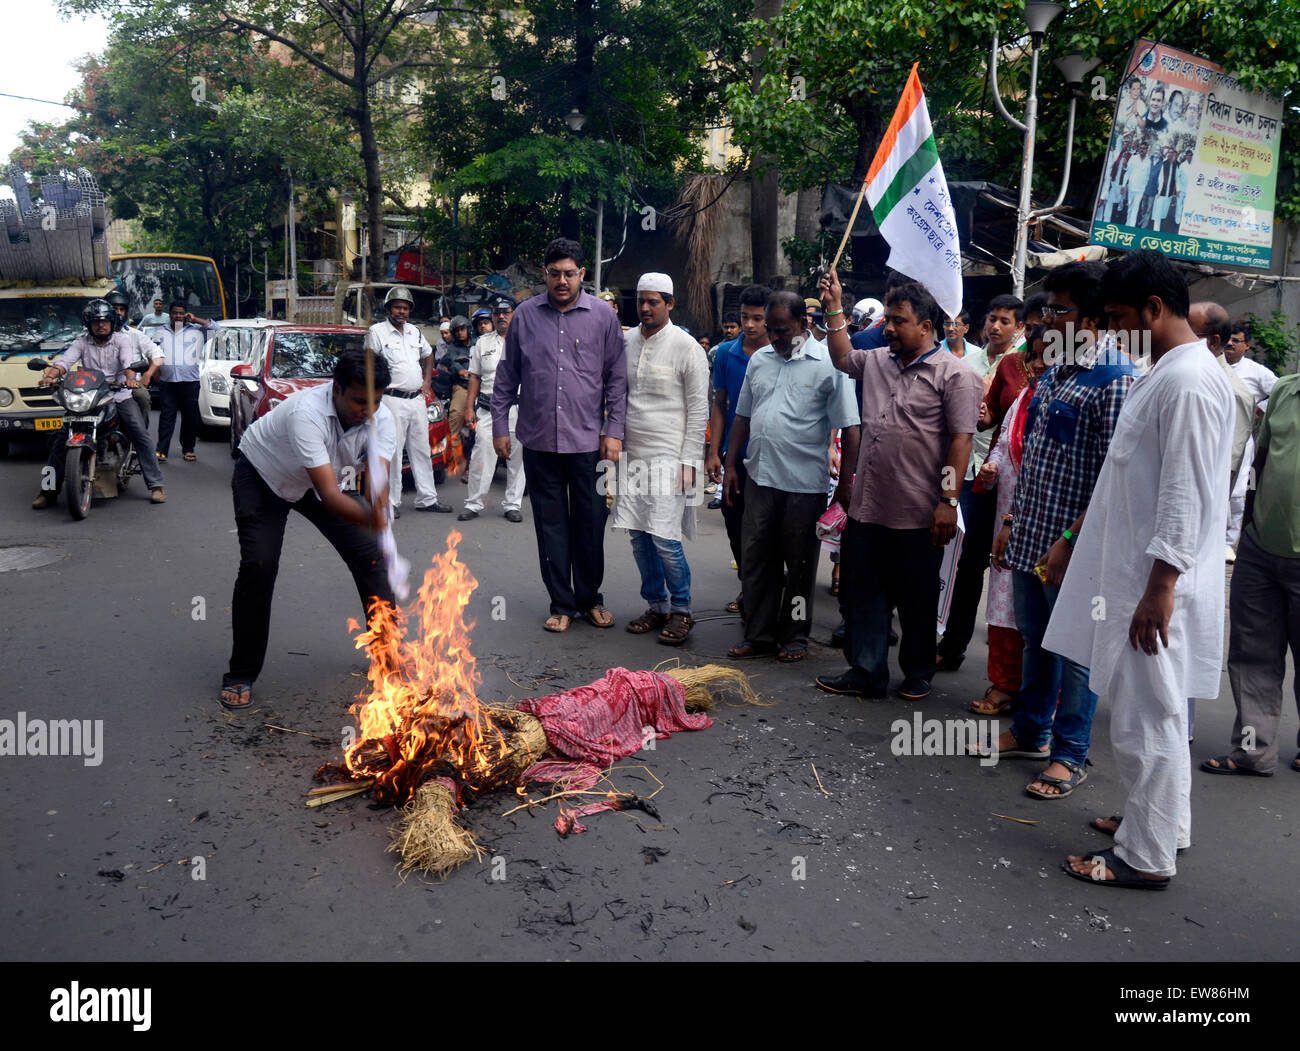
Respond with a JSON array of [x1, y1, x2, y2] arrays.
[[516, 667, 712, 765]]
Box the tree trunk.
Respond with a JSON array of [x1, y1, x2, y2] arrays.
[[848, 100, 883, 185], [356, 86, 385, 283], [749, 0, 783, 284], [562, 0, 596, 243]]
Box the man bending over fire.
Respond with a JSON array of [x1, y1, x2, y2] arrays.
[[220, 348, 397, 711]]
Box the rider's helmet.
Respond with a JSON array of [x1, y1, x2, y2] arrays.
[[83, 299, 115, 330], [852, 297, 884, 327], [104, 290, 130, 330], [383, 285, 414, 306], [471, 307, 492, 333]]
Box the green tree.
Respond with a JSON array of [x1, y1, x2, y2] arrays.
[[418, 0, 750, 267]]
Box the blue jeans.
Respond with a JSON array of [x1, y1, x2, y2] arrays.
[[629, 530, 691, 614], [1009, 569, 1098, 768]]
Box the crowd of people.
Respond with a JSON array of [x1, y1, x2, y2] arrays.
[[30, 232, 1292, 894]]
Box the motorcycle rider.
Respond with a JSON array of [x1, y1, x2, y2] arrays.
[[471, 307, 494, 341], [106, 289, 164, 419], [435, 314, 474, 462], [32, 299, 166, 508], [364, 285, 451, 517]]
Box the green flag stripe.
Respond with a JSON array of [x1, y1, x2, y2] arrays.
[[871, 135, 940, 224]]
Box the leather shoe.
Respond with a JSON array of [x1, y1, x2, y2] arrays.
[[458, 509, 479, 521], [416, 502, 454, 513], [32, 492, 55, 510], [815, 672, 884, 699], [504, 509, 523, 522]]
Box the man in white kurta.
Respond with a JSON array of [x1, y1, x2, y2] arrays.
[[609, 273, 709, 644], [1044, 252, 1233, 885]]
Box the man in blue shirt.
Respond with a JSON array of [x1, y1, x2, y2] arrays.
[[723, 292, 859, 662], [705, 284, 770, 607]]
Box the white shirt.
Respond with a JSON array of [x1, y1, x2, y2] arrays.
[[124, 324, 163, 363], [365, 320, 431, 393], [239, 382, 397, 503], [1230, 354, 1277, 412], [154, 320, 217, 382], [609, 321, 709, 541], [1042, 340, 1234, 699], [468, 331, 506, 399]]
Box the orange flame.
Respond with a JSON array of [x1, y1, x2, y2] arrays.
[[343, 530, 507, 803]]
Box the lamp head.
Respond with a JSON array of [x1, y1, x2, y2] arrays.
[[1024, 1, 1064, 43], [564, 108, 587, 133], [1054, 53, 1101, 96]]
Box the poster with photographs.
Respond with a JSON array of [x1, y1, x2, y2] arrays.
[[1089, 39, 1283, 270]]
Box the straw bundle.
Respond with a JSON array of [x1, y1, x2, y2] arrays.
[[391, 780, 485, 879], [662, 664, 768, 711]]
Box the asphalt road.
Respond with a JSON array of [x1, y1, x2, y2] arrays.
[[1, 424, 1297, 962]]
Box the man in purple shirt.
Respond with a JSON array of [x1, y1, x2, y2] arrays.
[[491, 237, 628, 632]]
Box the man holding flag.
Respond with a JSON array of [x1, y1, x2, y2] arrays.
[[815, 65, 981, 700]]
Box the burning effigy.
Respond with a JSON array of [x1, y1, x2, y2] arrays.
[[310, 531, 761, 878]]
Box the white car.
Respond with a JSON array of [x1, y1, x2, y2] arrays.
[[198, 319, 288, 428]]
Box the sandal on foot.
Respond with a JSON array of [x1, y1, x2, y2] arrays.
[[584, 605, 615, 629], [1091, 815, 1187, 853], [1200, 755, 1273, 776], [972, 736, 1051, 761], [183, 451, 197, 462], [657, 612, 694, 646], [726, 593, 742, 614], [728, 640, 777, 660], [627, 609, 669, 634], [777, 642, 808, 663], [219, 683, 253, 711], [1060, 847, 1170, 890], [829, 569, 839, 597], [1026, 760, 1088, 799], [970, 686, 1015, 715], [544, 614, 572, 633]]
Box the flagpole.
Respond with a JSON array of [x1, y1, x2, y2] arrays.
[[829, 182, 867, 273]]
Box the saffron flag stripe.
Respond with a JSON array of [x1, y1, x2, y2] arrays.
[[863, 64, 925, 187]]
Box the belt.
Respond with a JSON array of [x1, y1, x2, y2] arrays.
[[384, 388, 423, 399]]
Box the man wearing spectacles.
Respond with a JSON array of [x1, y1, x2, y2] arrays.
[[490, 237, 627, 633]]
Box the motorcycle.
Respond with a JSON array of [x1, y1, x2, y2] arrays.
[[28, 356, 151, 519]]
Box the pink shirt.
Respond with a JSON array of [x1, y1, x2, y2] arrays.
[[843, 344, 982, 529]]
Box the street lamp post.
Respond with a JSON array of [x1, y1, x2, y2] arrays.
[[991, 2, 1065, 297]]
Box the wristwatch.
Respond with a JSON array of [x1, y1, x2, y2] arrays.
[[942, 497, 959, 508]]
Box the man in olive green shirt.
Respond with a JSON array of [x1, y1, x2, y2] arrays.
[[1203, 373, 1300, 777]]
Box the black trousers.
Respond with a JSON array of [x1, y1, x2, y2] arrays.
[[225, 457, 394, 687], [937, 479, 998, 661], [740, 479, 824, 646], [841, 520, 942, 692], [721, 458, 748, 581], [521, 446, 608, 617], [158, 379, 201, 455]]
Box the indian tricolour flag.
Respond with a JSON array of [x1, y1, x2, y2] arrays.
[[865, 64, 962, 320]]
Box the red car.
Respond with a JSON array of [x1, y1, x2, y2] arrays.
[[228, 325, 448, 482]]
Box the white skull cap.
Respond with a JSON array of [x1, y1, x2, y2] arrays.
[[637, 272, 673, 296]]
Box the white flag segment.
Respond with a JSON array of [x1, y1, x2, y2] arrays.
[[864, 65, 963, 321]]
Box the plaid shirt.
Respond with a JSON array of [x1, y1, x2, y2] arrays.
[[1006, 346, 1137, 573]]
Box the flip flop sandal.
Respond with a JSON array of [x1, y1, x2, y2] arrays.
[[1200, 755, 1273, 776], [1025, 761, 1087, 799], [183, 452, 197, 462], [776, 643, 808, 663], [1292, 753, 1300, 772], [219, 683, 253, 711], [972, 736, 1051, 760], [657, 613, 694, 646], [1091, 815, 1187, 853], [584, 605, 615, 628], [627, 609, 669, 634], [728, 641, 777, 660], [726, 594, 742, 614], [1060, 847, 1171, 890], [544, 614, 572, 633]]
